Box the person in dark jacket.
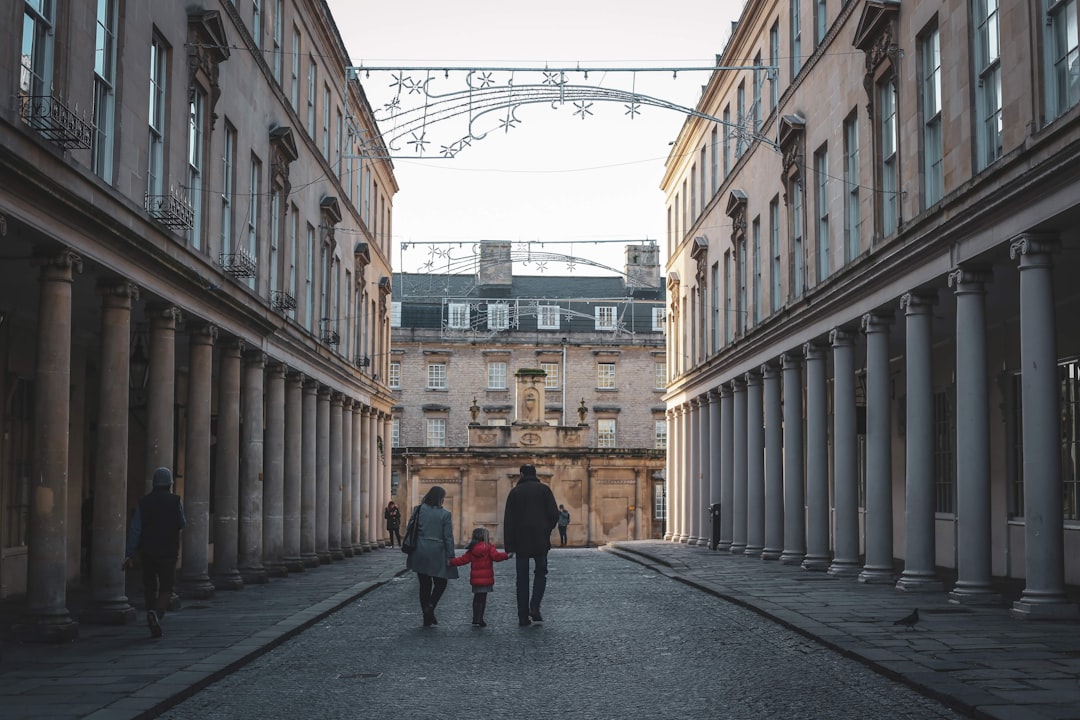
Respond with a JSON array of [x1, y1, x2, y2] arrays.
[[123, 467, 186, 638], [404, 485, 459, 627], [502, 463, 560, 626], [451, 527, 511, 627], [384, 501, 402, 547]]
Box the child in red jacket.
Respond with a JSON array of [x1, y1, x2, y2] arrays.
[[450, 527, 511, 627]]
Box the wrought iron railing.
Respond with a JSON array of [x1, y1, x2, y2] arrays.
[[271, 290, 297, 311], [319, 318, 340, 345], [144, 188, 195, 229], [219, 248, 257, 278], [19, 94, 93, 149]]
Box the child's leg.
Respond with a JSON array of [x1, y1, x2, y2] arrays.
[[475, 592, 488, 626]]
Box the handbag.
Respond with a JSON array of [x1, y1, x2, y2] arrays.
[[401, 504, 421, 554]]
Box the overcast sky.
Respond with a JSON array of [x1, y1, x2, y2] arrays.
[[327, 0, 746, 275]]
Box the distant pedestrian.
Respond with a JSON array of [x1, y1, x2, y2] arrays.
[[123, 467, 185, 638], [557, 504, 570, 547], [503, 463, 560, 626], [384, 501, 402, 547], [405, 486, 459, 627], [451, 527, 511, 627]]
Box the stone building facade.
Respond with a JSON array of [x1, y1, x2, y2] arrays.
[[1, 0, 396, 639], [391, 242, 667, 545], [664, 0, 1080, 617]]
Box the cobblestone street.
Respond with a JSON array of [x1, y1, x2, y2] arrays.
[[159, 550, 962, 720]]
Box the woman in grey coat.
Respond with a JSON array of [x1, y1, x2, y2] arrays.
[[405, 485, 459, 626]]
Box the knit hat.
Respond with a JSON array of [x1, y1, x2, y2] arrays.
[[152, 467, 173, 488]]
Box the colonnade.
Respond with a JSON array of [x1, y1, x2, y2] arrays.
[[19, 249, 392, 641], [665, 233, 1079, 620]]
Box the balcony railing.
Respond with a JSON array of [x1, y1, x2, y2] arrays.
[[145, 187, 195, 229], [319, 318, 340, 345], [219, 248, 257, 279], [19, 94, 93, 149], [271, 290, 297, 311]]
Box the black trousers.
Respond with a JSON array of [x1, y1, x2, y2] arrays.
[[388, 527, 402, 546], [417, 573, 448, 610], [140, 554, 177, 618]]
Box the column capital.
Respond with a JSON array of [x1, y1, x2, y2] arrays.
[[803, 340, 826, 360], [829, 327, 855, 347], [719, 381, 733, 397], [95, 279, 139, 305], [187, 322, 218, 346], [303, 377, 320, 393], [744, 369, 762, 386], [730, 376, 745, 391], [781, 351, 802, 369], [266, 361, 287, 379], [220, 338, 245, 357], [900, 291, 937, 315], [243, 349, 267, 367], [761, 360, 780, 378], [331, 391, 344, 406], [32, 247, 83, 275], [147, 303, 182, 326], [318, 384, 332, 399], [860, 312, 893, 334], [1009, 232, 1060, 261], [948, 265, 992, 293]]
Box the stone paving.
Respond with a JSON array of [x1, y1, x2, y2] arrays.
[[0, 541, 1076, 719]]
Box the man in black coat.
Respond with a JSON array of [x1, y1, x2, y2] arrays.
[[123, 467, 186, 638], [503, 463, 560, 626]]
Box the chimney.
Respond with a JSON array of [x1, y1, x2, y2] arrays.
[[477, 240, 513, 293], [624, 243, 661, 295]]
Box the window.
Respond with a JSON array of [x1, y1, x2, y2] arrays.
[[769, 21, 780, 112], [272, 0, 283, 82], [723, 106, 731, 176], [880, 77, 899, 236], [934, 390, 955, 513], [487, 362, 507, 390], [710, 127, 719, 195], [843, 111, 861, 263], [655, 419, 668, 450], [147, 37, 167, 198], [753, 52, 762, 132], [654, 481, 667, 521], [737, 237, 747, 335], [652, 306, 665, 332], [770, 196, 781, 312], [289, 203, 298, 299], [321, 85, 330, 159], [391, 417, 400, 447], [307, 58, 317, 135], [20, 0, 54, 98], [247, 155, 261, 288], [488, 302, 509, 330], [1062, 361, 1080, 520], [814, 145, 830, 281], [269, 183, 283, 295], [655, 361, 667, 389], [815, 0, 827, 46], [447, 301, 470, 329], [427, 363, 447, 389], [426, 418, 447, 447], [792, 176, 805, 297], [790, 0, 802, 77], [690, 163, 697, 219], [389, 361, 401, 389], [699, 150, 706, 213], [920, 26, 943, 208], [290, 28, 300, 109], [736, 82, 746, 158], [541, 362, 560, 389], [538, 304, 560, 330], [252, 0, 261, 48], [724, 252, 733, 343], [92, 0, 117, 181], [222, 122, 236, 254], [595, 306, 616, 330], [1046, 0, 1080, 119], [597, 419, 617, 448], [597, 362, 616, 389], [711, 263, 720, 352], [390, 301, 401, 327], [305, 223, 315, 329], [188, 89, 206, 250], [974, 0, 1002, 168], [752, 217, 762, 325]]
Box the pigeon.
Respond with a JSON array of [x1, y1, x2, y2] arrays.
[[893, 608, 920, 630]]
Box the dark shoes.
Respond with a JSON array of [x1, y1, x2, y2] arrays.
[[422, 605, 436, 627], [529, 608, 544, 622], [518, 614, 531, 626], [147, 611, 163, 638]]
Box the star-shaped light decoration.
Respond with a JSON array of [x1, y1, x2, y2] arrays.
[[542, 71, 565, 86], [477, 72, 495, 89], [535, 261, 548, 272], [573, 101, 594, 119], [439, 142, 458, 158], [407, 132, 429, 154], [499, 114, 520, 132], [383, 97, 401, 114], [389, 71, 410, 93], [405, 77, 427, 96], [624, 100, 641, 118]]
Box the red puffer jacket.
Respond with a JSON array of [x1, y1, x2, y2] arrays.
[[450, 541, 510, 587]]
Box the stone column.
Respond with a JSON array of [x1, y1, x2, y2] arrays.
[[21, 251, 81, 642], [696, 394, 711, 547], [1010, 235, 1077, 618], [672, 405, 686, 542], [708, 390, 722, 545], [352, 403, 366, 552], [263, 362, 288, 577], [762, 362, 783, 561], [177, 323, 217, 599], [282, 371, 304, 572], [829, 329, 861, 576], [341, 399, 354, 557], [744, 371, 764, 557], [383, 413, 393, 545], [803, 341, 830, 571], [238, 350, 267, 584], [731, 379, 748, 554], [328, 392, 344, 561], [367, 409, 380, 547], [719, 384, 734, 551], [897, 293, 942, 591], [359, 407, 372, 550], [316, 386, 331, 562], [83, 281, 138, 625], [300, 379, 319, 567], [664, 409, 676, 541], [859, 312, 895, 584], [145, 305, 181, 488], [780, 352, 805, 565], [213, 340, 243, 590], [687, 398, 702, 545], [947, 268, 999, 604]]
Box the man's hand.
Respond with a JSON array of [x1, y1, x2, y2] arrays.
[[122, 557, 133, 571]]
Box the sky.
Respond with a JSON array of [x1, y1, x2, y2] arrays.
[[326, 0, 747, 276]]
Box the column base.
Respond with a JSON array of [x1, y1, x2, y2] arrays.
[[316, 551, 332, 564], [213, 571, 244, 591], [730, 543, 747, 555], [14, 611, 79, 643], [760, 547, 782, 561], [263, 561, 289, 578], [948, 588, 1001, 606], [342, 546, 355, 558], [663, 533, 673, 541], [301, 553, 320, 568], [896, 574, 943, 592], [175, 574, 215, 599], [827, 560, 862, 577], [80, 599, 136, 625], [353, 543, 368, 554], [779, 552, 805, 566], [1011, 597, 1080, 620], [282, 556, 305, 573], [330, 548, 345, 561], [744, 546, 763, 558], [239, 567, 269, 584], [858, 566, 895, 584], [801, 555, 830, 571]]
